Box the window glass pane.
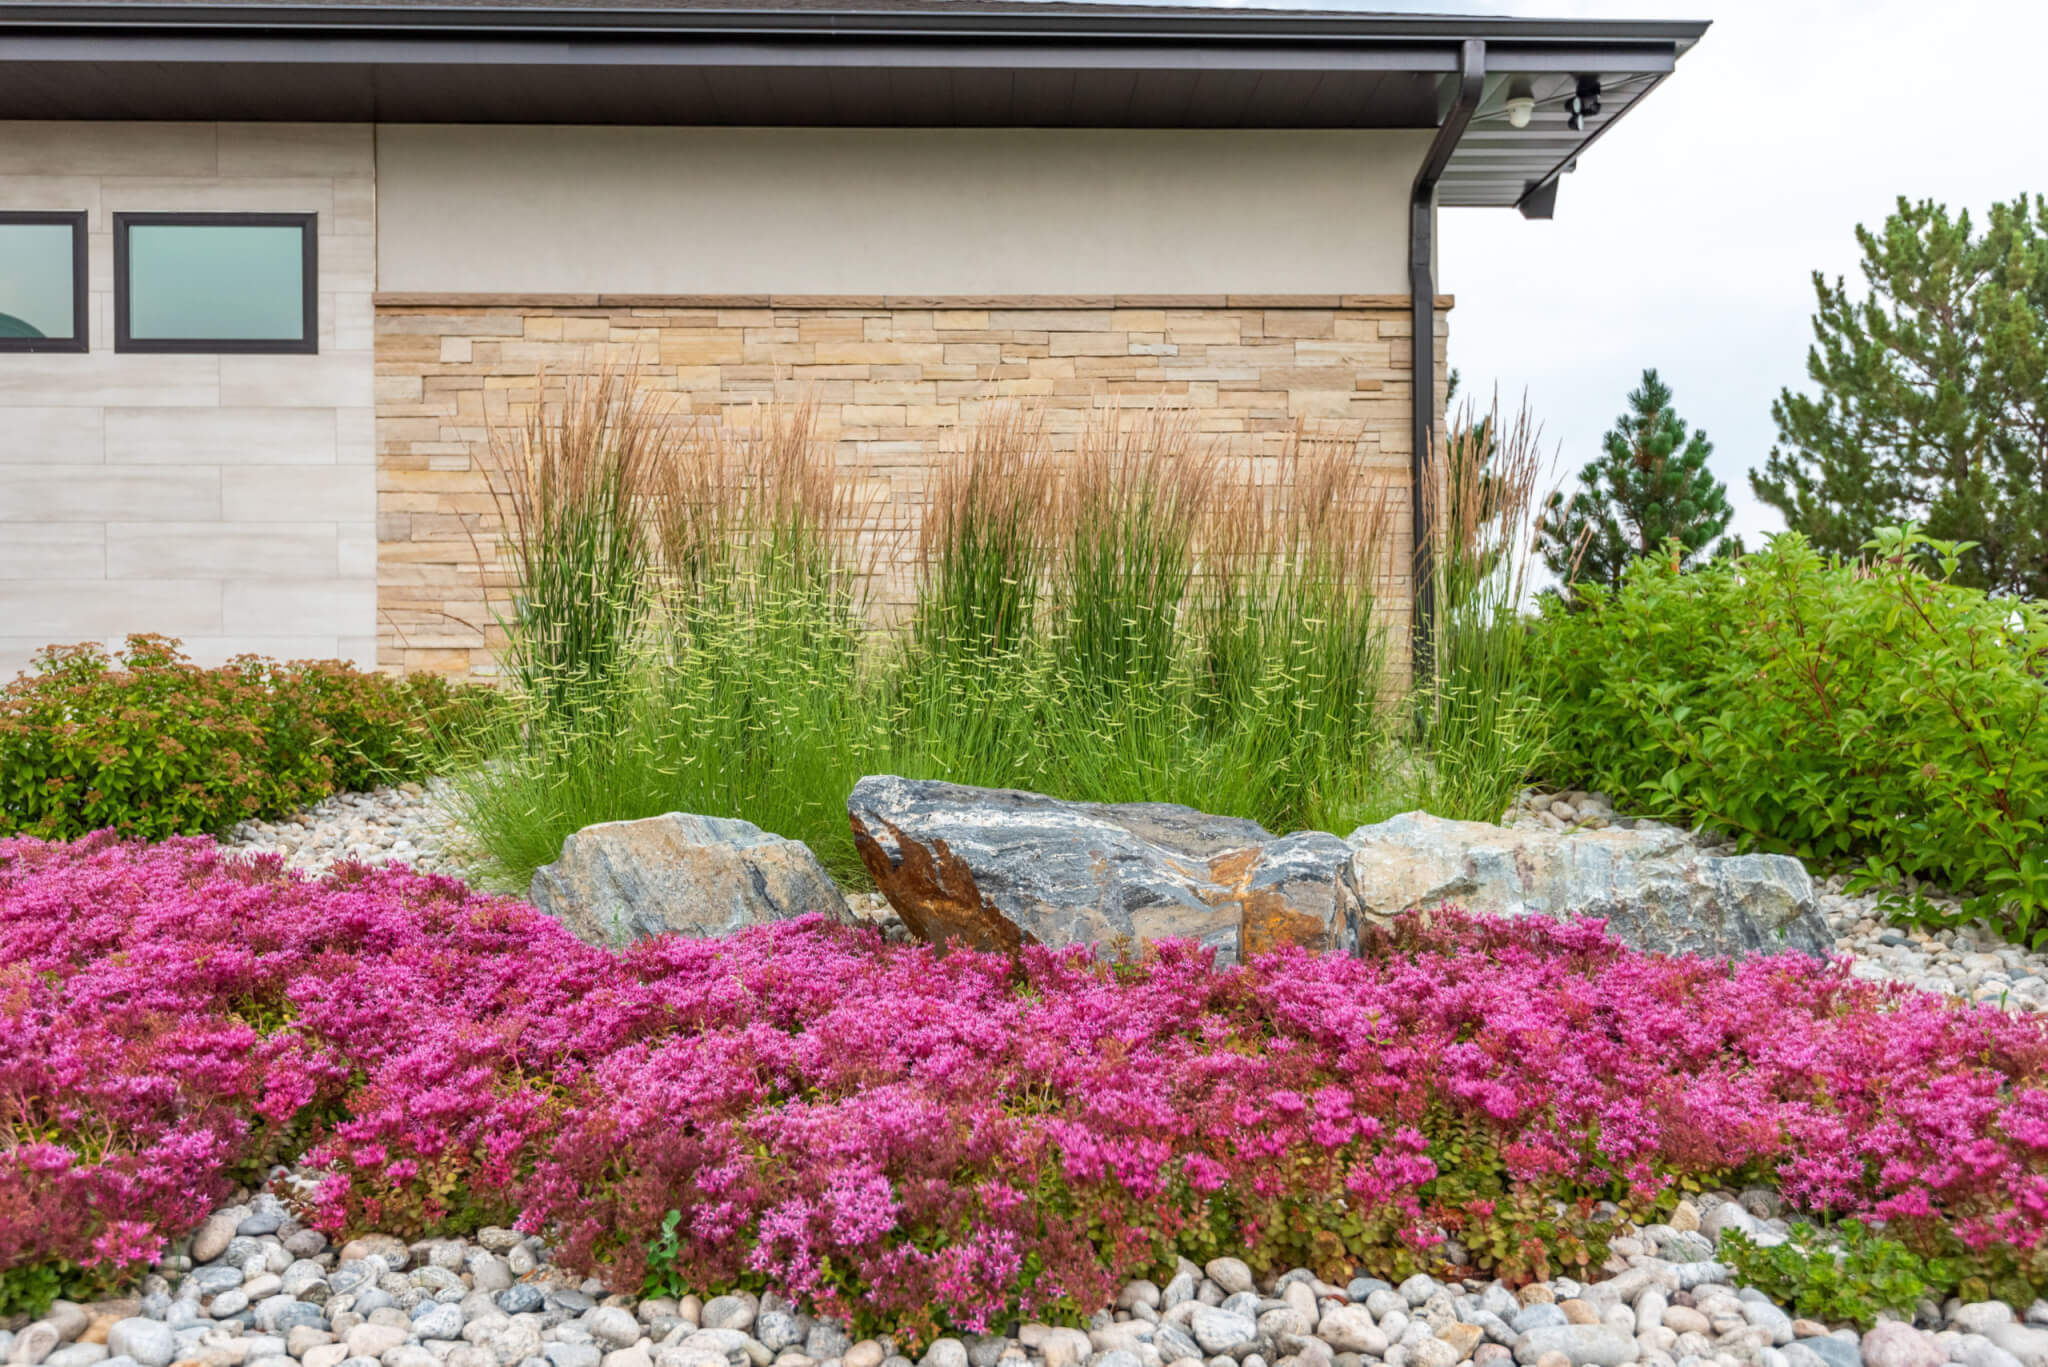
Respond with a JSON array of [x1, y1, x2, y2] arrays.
[[0, 223, 77, 341], [127, 223, 305, 341]]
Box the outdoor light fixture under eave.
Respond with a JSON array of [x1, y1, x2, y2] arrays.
[[1566, 75, 1604, 132], [1504, 79, 1536, 129]]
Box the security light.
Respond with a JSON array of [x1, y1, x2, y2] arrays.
[[1566, 76, 1603, 131]]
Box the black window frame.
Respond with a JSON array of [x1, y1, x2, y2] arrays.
[[0, 210, 89, 354], [114, 210, 318, 355]]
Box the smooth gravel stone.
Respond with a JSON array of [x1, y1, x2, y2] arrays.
[[1204, 1262, 1255, 1298], [498, 1289, 546, 1317], [415, 1267, 467, 1294], [208, 1292, 250, 1321], [1513, 1309, 1567, 1336], [1189, 1310, 1257, 1357], [267, 1303, 329, 1335], [755, 1316, 802, 1354], [1954, 1341, 2026, 1367], [248, 1357, 300, 1367], [415, 1306, 467, 1342], [1155, 1326, 1204, 1363], [1399, 1279, 1440, 1309], [701, 1300, 757, 1334], [105, 1323, 175, 1367], [44, 1347, 107, 1367], [508, 1248, 539, 1278], [1467, 1312, 1515, 1347], [9, 1324, 60, 1367], [1862, 1323, 1947, 1367], [1511, 1326, 1638, 1367], [284, 1230, 329, 1258], [290, 1329, 337, 1358], [188, 1266, 245, 1297], [1220, 1294, 1262, 1323], [1367, 1291, 1408, 1322], [553, 1293, 599, 1317], [1096, 1353, 1142, 1367], [917, 1342, 967, 1367], [548, 1348, 603, 1367], [1314, 1308, 1387, 1357], [1958, 1309, 2021, 1337], [1986, 1326, 2048, 1367], [469, 1255, 514, 1295], [1740, 1304, 1794, 1347], [190, 1214, 242, 1265], [237, 1211, 284, 1238], [586, 1311, 641, 1353], [807, 1328, 852, 1362]]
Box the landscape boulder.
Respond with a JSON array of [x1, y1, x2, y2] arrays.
[[1343, 811, 1831, 958], [530, 812, 850, 948], [846, 776, 1358, 963]]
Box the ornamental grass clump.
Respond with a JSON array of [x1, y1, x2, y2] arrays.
[[11, 833, 2048, 1329], [454, 397, 882, 885]]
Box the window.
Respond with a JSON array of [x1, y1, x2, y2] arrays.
[[0, 211, 88, 353], [115, 212, 317, 354]]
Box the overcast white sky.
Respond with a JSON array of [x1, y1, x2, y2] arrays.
[[1428, 0, 2048, 544]]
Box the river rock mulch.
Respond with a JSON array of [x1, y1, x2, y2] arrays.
[[6, 1190, 2046, 1367]]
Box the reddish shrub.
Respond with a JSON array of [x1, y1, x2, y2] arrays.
[[5, 833, 2048, 1333]]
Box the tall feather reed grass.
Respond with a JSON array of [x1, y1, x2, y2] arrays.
[[454, 379, 1553, 895], [454, 390, 884, 885], [1403, 395, 1556, 821]]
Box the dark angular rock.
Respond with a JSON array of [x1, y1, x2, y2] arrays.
[[847, 776, 1357, 964]]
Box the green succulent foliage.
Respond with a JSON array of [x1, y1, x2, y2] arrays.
[[1754, 194, 2048, 600], [1538, 368, 1736, 597], [1721, 1220, 1959, 1327], [1530, 525, 2048, 943]]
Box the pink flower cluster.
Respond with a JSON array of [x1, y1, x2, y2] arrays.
[[7, 833, 2048, 1336]]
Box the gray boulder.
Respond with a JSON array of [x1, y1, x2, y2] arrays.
[[1343, 811, 1831, 958], [846, 776, 1357, 963], [529, 813, 850, 948]]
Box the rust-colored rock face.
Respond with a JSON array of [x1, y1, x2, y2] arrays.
[[851, 815, 1024, 954], [848, 776, 1358, 964]]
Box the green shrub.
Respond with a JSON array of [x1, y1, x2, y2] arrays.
[[1532, 526, 2048, 940], [0, 635, 472, 841], [1721, 1220, 1960, 1326]]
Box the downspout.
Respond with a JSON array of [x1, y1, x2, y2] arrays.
[[1408, 37, 1485, 681]]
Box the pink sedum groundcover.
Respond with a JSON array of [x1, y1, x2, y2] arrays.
[[6, 833, 2048, 1336]]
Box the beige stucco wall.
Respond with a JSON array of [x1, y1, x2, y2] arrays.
[[375, 126, 1430, 297], [0, 121, 376, 678]]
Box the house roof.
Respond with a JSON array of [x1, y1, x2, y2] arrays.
[[0, 0, 1706, 210]]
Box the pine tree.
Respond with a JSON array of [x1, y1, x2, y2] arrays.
[[1752, 194, 2048, 599], [1537, 368, 1735, 595]]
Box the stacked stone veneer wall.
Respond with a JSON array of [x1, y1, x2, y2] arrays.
[[374, 294, 1449, 679], [0, 122, 376, 677]]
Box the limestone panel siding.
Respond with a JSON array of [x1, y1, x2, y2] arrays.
[[0, 122, 376, 677], [375, 127, 1432, 298], [375, 295, 1449, 679]]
